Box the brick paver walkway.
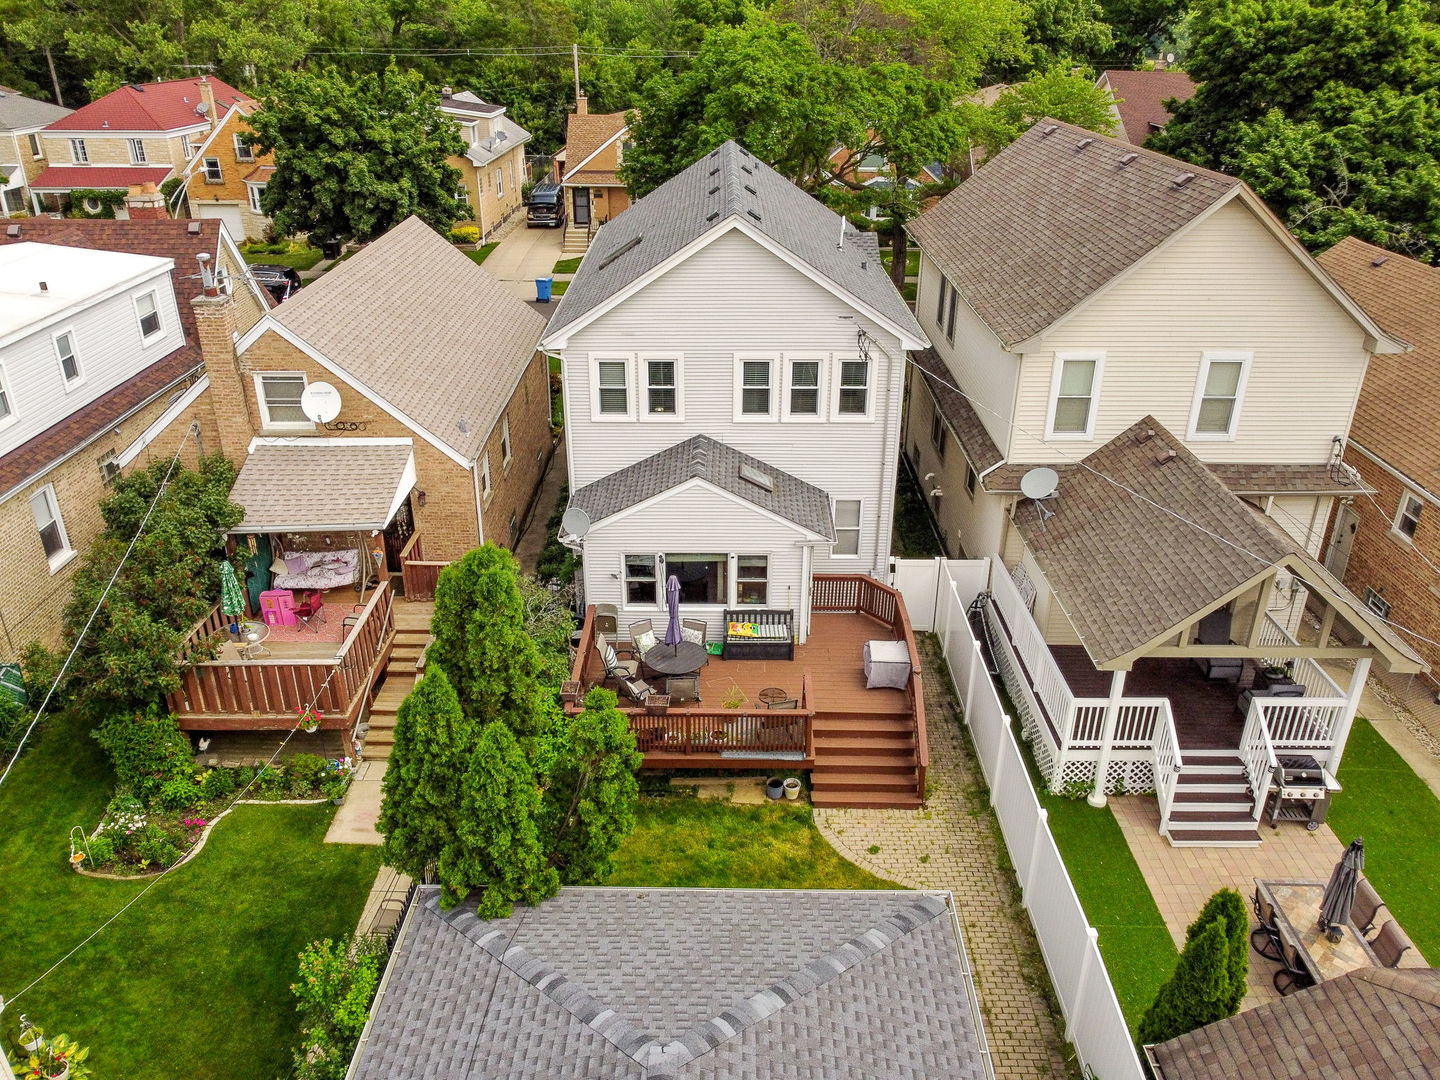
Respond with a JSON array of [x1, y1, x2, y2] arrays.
[[814, 639, 1077, 1080]]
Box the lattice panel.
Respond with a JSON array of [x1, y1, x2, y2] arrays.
[[1052, 759, 1156, 795], [983, 607, 1058, 784]]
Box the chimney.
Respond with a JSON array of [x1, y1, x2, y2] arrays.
[[198, 75, 218, 130], [190, 254, 254, 460], [575, 93, 588, 116], [125, 182, 169, 220]]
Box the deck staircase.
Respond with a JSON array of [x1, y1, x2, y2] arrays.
[[1162, 749, 1262, 847], [810, 712, 924, 810], [359, 602, 433, 762], [561, 223, 591, 254]]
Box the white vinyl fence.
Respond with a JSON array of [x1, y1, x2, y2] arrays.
[[894, 558, 1146, 1080]]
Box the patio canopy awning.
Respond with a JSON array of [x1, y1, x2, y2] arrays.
[[228, 438, 416, 534]]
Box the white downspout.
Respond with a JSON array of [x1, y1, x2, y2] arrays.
[[1087, 669, 1128, 808]]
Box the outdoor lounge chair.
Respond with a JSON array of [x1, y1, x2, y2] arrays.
[[1272, 937, 1314, 995], [1193, 608, 1242, 682], [765, 697, 800, 709], [629, 619, 658, 656], [616, 674, 654, 705], [595, 634, 640, 684], [1354, 878, 1388, 937], [682, 618, 707, 645], [1371, 920, 1414, 968], [1250, 888, 1283, 961]]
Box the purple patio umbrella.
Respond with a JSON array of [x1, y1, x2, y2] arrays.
[[663, 574, 683, 655]]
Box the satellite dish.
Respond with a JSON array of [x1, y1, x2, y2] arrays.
[[1165, 52, 1177, 64], [195, 101, 210, 115], [560, 506, 591, 541], [1020, 467, 1060, 501], [300, 381, 342, 424]]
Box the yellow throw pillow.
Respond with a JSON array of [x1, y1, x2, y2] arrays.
[[728, 621, 759, 638]]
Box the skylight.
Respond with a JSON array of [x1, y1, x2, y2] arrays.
[[739, 463, 774, 492]]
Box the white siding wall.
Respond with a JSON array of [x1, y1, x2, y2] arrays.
[[582, 485, 813, 640], [1010, 200, 1370, 465], [0, 267, 184, 459], [562, 228, 907, 578], [1267, 494, 1333, 558]]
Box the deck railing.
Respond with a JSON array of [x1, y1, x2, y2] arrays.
[[398, 533, 448, 601], [1240, 699, 1278, 823], [1068, 699, 1166, 748], [1259, 613, 1345, 697], [628, 676, 814, 756], [987, 565, 1077, 740], [1153, 701, 1186, 823]]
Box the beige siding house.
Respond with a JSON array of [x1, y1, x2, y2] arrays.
[[440, 91, 532, 240]]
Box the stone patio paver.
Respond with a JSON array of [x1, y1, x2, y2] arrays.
[[814, 639, 1076, 1080]]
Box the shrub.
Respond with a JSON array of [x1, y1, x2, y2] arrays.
[[1138, 889, 1248, 1044], [93, 704, 195, 804], [290, 936, 387, 1079], [287, 753, 328, 793], [200, 766, 237, 800], [448, 225, 480, 244], [233, 765, 257, 791], [100, 793, 147, 838], [255, 764, 287, 798], [0, 693, 27, 763], [135, 824, 181, 868], [154, 775, 203, 812], [83, 832, 116, 868]]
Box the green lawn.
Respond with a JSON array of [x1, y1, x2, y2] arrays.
[[880, 250, 920, 277], [608, 797, 897, 889], [1329, 718, 1439, 962], [0, 712, 382, 1079], [552, 256, 583, 274], [465, 241, 500, 266], [241, 247, 323, 271], [552, 279, 570, 296]]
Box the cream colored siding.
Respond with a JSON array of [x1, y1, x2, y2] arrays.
[[1008, 200, 1370, 465], [1268, 494, 1333, 557]]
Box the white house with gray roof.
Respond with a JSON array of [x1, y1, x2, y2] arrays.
[[543, 140, 927, 644], [0, 86, 72, 215]]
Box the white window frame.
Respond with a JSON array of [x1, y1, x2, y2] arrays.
[[1394, 490, 1424, 544], [53, 329, 83, 388], [734, 554, 770, 606], [1045, 351, 1105, 440], [480, 451, 493, 501], [734, 354, 778, 421], [500, 415, 512, 465], [832, 498, 863, 558], [781, 354, 826, 421], [0, 362, 16, 425], [127, 138, 146, 164], [133, 289, 163, 342], [930, 410, 948, 461], [591, 355, 634, 421], [29, 484, 73, 572], [247, 183, 265, 214], [832, 357, 872, 420], [234, 133, 255, 162], [183, 139, 197, 161], [202, 157, 223, 182], [27, 132, 42, 158], [253, 371, 313, 432], [1186, 350, 1252, 442], [69, 138, 87, 163], [494, 167, 504, 197], [640, 354, 684, 420], [622, 553, 660, 608], [964, 463, 978, 499]]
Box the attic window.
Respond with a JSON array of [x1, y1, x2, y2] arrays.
[[1118, 153, 1138, 167], [596, 235, 643, 270], [1076, 138, 1094, 150], [1173, 172, 1196, 187], [739, 463, 774, 492]]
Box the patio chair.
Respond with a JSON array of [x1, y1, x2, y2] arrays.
[[293, 589, 325, 633], [682, 618, 707, 645], [341, 603, 366, 639], [765, 697, 800, 709], [665, 674, 701, 702], [1272, 937, 1314, 996], [616, 674, 654, 705], [629, 619, 658, 656], [1250, 888, 1283, 962], [595, 634, 640, 684], [1371, 920, 1414, 968], [1354, 878, 1388, 937], [238, 641, 272, 661]]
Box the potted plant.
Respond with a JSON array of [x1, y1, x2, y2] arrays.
[[1259, 663, 1294, 689], [294, 706, 322, 734], [765, 777, 785, 800], [721, 684, 746, 710], [322, 777, 348, 805], [782, 777, 803, 801], [18, 1020, 43, 1054], [18, 1033, 90, 1079]]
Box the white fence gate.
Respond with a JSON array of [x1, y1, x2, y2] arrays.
[[893, 557, 1148, 1080]]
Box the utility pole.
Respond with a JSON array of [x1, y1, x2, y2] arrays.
[[572, 44, 581, 103]]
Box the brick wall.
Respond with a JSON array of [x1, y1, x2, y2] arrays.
[[453, 143, 527, 239], [477, 351, 554, 546]]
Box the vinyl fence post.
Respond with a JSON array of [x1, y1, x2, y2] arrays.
[[1023, 807, 1048, 897], [1063, 926, 1101, 1040], [989, 713, 1008, 801]]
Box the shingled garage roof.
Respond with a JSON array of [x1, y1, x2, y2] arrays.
[[352, 886, 991, 1080], [264, 216, 546, 463], [570, 434, 835, 539], [1148, 967, 1440, 1080], [544, 141, 924, 345], [228, 441, 415, 533], [907, 120, 1240, 348]]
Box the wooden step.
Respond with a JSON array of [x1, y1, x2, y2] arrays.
[[364, 728, 395, 745], [1176, 770, 1249, 786], [812, 772, 920, 794], [812, 753, 917, 772], [1165, 827, 1260, 848], [813, 716, 915, 735], [810, 791, 923, 809], [1166, 810, 1261, 826], [812, 736, 916, 756], [1171, 789, 1257, 806]]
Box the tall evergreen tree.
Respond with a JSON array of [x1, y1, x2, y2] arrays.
[[1137, 914, 1232, 1044], [1185, 888, 1249, 1014], [377, 665, 475, 881], [440, 721, 560, 914], [542, 688, 643, 883]]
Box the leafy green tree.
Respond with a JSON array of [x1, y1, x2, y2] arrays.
[[429, 545, 555, 738], [440, 720, 560, 914], [517, 576, 581, 690], [996, 0, 1114, 79], [246, 62, 465, 243], [92, 704, 194, 803], [377, 665, 476, 881], [1137, 918, 1231, 1045], [970, 66, 1118, 155], [1097, 0, 1190, 67], [1185, 887, 1250, 1014], [541, 688, 641, 883]]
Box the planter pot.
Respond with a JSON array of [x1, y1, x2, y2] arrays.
[[765, 777, 785, 800], [331, 796, 345, 806], [560, 680, 583, 704], [782, 777, 802, 801], [20, 1034, 42, 1053], [645, 695, 671, 716], [49, 1063, 70, 1079]]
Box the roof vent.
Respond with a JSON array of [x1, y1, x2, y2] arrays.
[[1155, 448, 1178, 464], [705, 211, 720, 222], [187, 221, 202, 234], [1039, 124, 1059, 137], [737, 146, 750, 158], [739, 462, 774, 492], [102, 120, 110, 128], [708, 185, 720, 195], [1118, 152, 1138, 167], [1076, 137, 1094, 150], [1135, 427, 1156, 444], [1172, 172, 1196, 187], [740, 164, 752, 175], [129, 83, 144, 92], [1371, 255, 1390, 267], [596, 234, 643, 270], [709, 167, 719, 177], [5, 224, 19, 238], [746, 209, 762, 222], [743, 184, 756, 195], [39, 281, 48, 293]]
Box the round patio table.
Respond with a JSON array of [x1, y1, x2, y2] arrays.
[[643, 641, 709, 677]]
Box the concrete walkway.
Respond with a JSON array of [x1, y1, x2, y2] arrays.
[[325, 758, 387, 845], [484, 221, 565, 302], [814, 639, 1076, 1080]]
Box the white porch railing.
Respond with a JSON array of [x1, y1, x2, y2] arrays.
[[1153, 702, 1185, 823], [1258, 698, 1347, 756], [1241, 700, 1279, 823], [1259, 614, 1345, 697], [1070, 700, 1167, 748], [988, 563, 1077, 737]]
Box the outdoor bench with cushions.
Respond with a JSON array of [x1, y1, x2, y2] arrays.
[[271, 549, 359, 591], [724, 609, 794, 660]]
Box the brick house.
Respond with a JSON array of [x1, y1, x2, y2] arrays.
[[0, 87, 72, 215], [179, 103, 273, 242], [557, 95, 631, 251], [439, 90, 531, 240], [1317, 237, 1440, 691], [0, 204, 269, 658], [203, 214, 552, 587], [30, 76, 253, 213]]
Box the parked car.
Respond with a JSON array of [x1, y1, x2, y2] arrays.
[[526, 183, 566, 228], [249, 263, 302, 303]]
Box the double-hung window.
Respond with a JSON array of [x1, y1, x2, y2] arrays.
[[234, 133, 255, 162], [29, 485, 71, 569], [135, 290, 162, 340], [594, 358, 631, 418], [494, 168, 504, 196], [127, 138, 146, 164], [624, 554, 657, 605], [256, 373, 310, 429], [645, 359, 678, 416], [27, 133, 42, 158], [935, 273, 958, 342], [203, 157, 223, 182], [736, 556, 768, 605], [248, 183, 266, 214], [1395, 492, 1424, 542], [0, 365, 13, 420], [69, 139, 87, 163], [837, 359, 869, 416], [930, 409, 948, 461], [1188, 351, 1251, 440], [833, 499, 862, 556], [1047, 353, 1102, 438], [480, 452, 493, 500], [500, 415, 512, 464], [54, 331, 81, 385], [785, 358, 822, 418], [736, 357, 775, 419]]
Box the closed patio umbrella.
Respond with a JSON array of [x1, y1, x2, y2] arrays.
[[663, 574, 683, 655], [220, 561, 246, 637], [1320, 836, 1365, 941]]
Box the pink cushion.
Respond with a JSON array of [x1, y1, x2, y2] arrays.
[[284, 555, 308, 574]]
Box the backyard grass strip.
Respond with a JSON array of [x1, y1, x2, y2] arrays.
[[465, 242, 500, 266], [241, 247, 324, 271], [1328, 718, 1439, 963], [553, 256, 583, 274]]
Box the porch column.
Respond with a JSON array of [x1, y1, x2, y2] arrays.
[[1087, 669, 1128, 808], [1329, 657, 1371, 774]]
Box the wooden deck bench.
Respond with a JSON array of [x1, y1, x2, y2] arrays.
[[723, 609, 794, 660]]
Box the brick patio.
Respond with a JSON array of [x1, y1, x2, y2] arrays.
[[814, 638, 1077, 1080]]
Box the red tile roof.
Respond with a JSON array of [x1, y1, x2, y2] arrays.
[[29, 165, 175, 190], [1099, 70, 1197, 144], [44, 77, 252, 133]]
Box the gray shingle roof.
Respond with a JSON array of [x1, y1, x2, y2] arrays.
[[464, 115, 531, 167], [913, 348, 1004, 475], [353, 886, 990, 1079], [907, 120, 1240, 348], [0, 86, 72, 131], [228, 441, 414, 532], [571, 435, 835, 538], [544, 141, 924, 343]]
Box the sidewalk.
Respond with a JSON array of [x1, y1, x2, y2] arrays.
[[325, 758, 386, 845]]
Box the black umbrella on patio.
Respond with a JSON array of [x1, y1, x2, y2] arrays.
[[1320, 836, 1365, 942]]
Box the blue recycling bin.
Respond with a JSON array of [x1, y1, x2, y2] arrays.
[[536, 276, 554, 302]]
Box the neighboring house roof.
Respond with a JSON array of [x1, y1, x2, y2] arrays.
[[983, 461, 1373, 497], [1318, 236, 1440, 493], [571, 434, 836, 539], [179, 102, 263, 179], [29, 165, 175, 191], [352, 886, 990, 1080], [567, 168, 622, 186], [243, 164, 274, 183], [0, 86, 71, 131], [1096, 70, 1197, 145], [229, 440, 416, 532], [963, 83, 1012, 107], [544, 140, 925, 347], [464, 115, 532, 168], [252, 215, 545, 465], [439, 90, 505, 118], [1008, 415, 1422, 669], [561, 110, 629, 184], [908, 119, 1401, 353], [913, 348, 1004, 475], [1148, 967, 1440, 1080], [44, 77, 252, 132]]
